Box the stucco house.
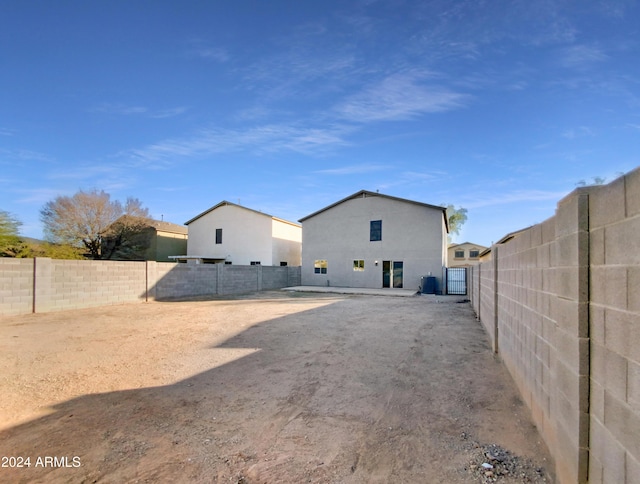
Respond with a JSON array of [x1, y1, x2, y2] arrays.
[[299, 190, 449, 291], [102, 216, 188, 262], [448, 242, 488, 267], [180, 201, 301, 266], [475, 226, 531, 262]]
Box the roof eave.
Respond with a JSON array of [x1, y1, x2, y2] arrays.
[[299, 190, 448, 225]]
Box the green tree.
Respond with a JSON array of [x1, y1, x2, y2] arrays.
[[445, 204, 468, 241], [13, 240, 86, 259], [40, 189, 150, 259], [0, 210, 22, 256]]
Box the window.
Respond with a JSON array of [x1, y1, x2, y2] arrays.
[[250, 261, 261, 265], [370, 220, 382, 241], [455, 250, 465, 258], [314, 259, 327, 274], [469, 250, 479, 258], [224, 261, 232, 265], [215, 228, 222, 244], [280, 262, 288, 266], [353, 260, 365, 271]]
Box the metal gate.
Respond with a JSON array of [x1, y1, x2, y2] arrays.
[[446, 267, 467, 295]]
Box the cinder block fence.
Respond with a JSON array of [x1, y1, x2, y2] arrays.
[[0, 259, 301, 316], [470, 167, 640, 484]]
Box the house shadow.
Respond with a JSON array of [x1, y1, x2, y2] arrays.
[[0, 297, 361, 483]]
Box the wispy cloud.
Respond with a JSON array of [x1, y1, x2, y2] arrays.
[[0, 127, 16, 136], [461, 189, 568, 209], [372, 170, 449, 192], [124, 123, 354, 165], [194, 47, 230, 62], [335, 70, 469, 122], [93, 103, 148, 115], [560, 44, 607, 69], [244, 50, 357, 100], [92, 103, 187, 119], [313, 164, 391, 175], [150, 107, 189, 119], [46, 163, 125, 181], [562, 126, 595, 139], [0, 148, 54, 163], [14, 188, 69, 204]]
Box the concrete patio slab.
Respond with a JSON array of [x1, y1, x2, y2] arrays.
[[282, 285, 419, 297]]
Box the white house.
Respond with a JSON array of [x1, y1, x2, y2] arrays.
[[299, 190, 449, 291], [181, 201, 301, 266]]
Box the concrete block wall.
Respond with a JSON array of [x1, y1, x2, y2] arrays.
[[151, 262, 218, 299], [40, 259, 148, 312], [261, 266, 290, 290], [0, 258, 301, 314], [217, 265, 260, 295], [287, 265, 301, 287], [478, 252, 497, 351], [470, 167, 640, 483], [0, 258, 34, 315], [588, 169, 640, 484]]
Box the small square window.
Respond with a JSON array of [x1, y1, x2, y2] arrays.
[[215, 228, 222, 244], [370, 220, 382, 241], [455, 250, 465, 258], [469, 250, 479, 258], [314, 259, 327, 274], [353, 260, 365, 271], [250, 261, 261, 265], [280, 261, 288, 266]]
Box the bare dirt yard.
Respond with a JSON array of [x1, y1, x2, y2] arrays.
[[0, 291, 554, 483]]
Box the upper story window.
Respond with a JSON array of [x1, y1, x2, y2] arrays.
[[370, 220, 382, 241], [215, 228, 222, 244], [455, 250, 465, 258], [469, 250, 480, 258], [250, 261, 261, 265]]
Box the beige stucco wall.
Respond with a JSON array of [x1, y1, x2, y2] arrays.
[[271, 218, 302, 266], [301, 194, 447, 290], [448, 242, 486, 267]]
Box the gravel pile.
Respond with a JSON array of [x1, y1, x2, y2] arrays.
[[467, 442, 551, 483]]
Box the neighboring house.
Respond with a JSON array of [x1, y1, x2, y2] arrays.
[[102, 216, 188, 262], [299, 190, 449, 291], [448, 242, 488, 267], [475, 226, 531, 262], [180, 201, 301, 266]]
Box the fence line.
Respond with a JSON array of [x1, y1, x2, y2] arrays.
[[470, 167, 640, 484], [0, 259, 301, 316]]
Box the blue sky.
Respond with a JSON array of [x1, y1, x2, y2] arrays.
[[1, 0, 639, 247]]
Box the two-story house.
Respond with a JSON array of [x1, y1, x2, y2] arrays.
[[447, 242, 488, 267], [181, 201, 301, 266], [299, 190, 448, 291]]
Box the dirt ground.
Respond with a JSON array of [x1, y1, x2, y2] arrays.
[[0, 291, 554, 483]]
